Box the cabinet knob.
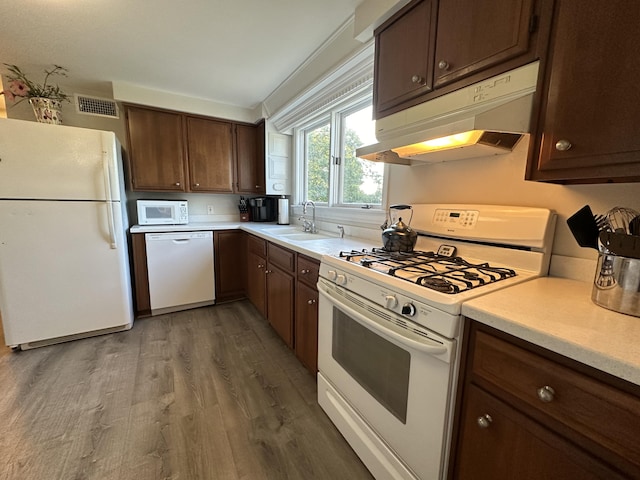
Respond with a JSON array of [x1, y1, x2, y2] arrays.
[[555, 139, 572, 151], [537, 385, 556, 403], [265, 270, 271, 274], [175, 182, 181, 186], [194, 183, 200, 187], [257, 263, 264, 269], [477, 414, 493, 429], [307, 299, 316, 305], [411, 75, 424, 84], [300, 269, 310, 274], [438, 60, 450, 70], [255, 185, 261, 189]]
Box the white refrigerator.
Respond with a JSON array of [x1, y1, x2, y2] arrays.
[[0, 118, 133, 350]]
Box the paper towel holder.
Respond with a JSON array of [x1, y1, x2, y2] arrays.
[[277, 196, 290, 225]]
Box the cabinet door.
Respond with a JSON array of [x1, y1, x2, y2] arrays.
[[434, 0, 535, 88], [235, 124, 264, 194], [246, 250, 266, 318], [126, 106, 186, 191], [453, 385, 624, 480], [266, 264, 294, 348], [295, 281, 318, 374], [527, 1, 640, 183], [131, 233, 151, 317], [186, 117, 234, 192], [374, 0, 437, 117], [214, 230, 246, 303]]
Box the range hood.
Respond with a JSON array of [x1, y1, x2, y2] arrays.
[[357, 61, 540, 165]]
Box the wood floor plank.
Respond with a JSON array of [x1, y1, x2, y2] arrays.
[[0, 300, 373, 480]]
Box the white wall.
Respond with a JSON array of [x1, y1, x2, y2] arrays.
[[387, 137, 640, 260]]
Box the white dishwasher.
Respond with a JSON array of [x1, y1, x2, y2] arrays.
[[145, 231, 215, 315]]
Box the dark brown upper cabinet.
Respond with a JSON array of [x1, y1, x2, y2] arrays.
[[434, 0, 536, 88], [125, 106, 186, 191], [373, 0, 547, 119], [526, 0, 640, 183], [125, 104, 264, 193], [374, 0, 437, 115]]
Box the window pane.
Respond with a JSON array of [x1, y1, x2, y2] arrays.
[[306, 123, 331, 203], [342, 106, 383, 205]]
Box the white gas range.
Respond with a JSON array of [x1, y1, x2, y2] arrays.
[[316, 204, 556, 480]]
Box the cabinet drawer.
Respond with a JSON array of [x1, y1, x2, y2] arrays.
[[297, 255, 319, 288], [268, 242, 295, 272], [454, 384, 622, 480], [472, 330, 640, 471], [247, 234, 266, 257]]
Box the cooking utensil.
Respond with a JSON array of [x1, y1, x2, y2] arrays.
[[599, 231, 640, 259], [629, 215, 640, 236], [381, 204, 418, 252], [594, 214, 610, 232], [566, 205, 600, 249], [605, 206, 640, 234]]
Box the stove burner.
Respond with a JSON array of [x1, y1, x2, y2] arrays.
[[337, 248, 517, 294], [419, 277, 458, 294]]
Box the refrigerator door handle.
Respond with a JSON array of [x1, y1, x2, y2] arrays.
[[102, 149, 117, 249]]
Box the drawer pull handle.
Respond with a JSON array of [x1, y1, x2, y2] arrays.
[[307, 299, 316, 305], [301, 269, 310, 274], [537, 385, 556, 403], [477, 414, 492, 429]]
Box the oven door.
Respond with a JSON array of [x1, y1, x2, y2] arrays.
[[317, 278, 456, 480]]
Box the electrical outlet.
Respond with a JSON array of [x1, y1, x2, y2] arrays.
[[207, 205, 215, 214]]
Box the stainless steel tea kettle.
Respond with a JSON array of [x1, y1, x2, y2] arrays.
[[381, 204, 418, 252]]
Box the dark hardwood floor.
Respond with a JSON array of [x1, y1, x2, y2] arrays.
[[0, 301, 373, 480]]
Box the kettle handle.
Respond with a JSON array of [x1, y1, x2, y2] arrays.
[[389, 204, 412, 210], [389, 204, 413, 225]]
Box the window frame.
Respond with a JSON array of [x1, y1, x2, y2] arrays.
[[294, 91, 388, 211]]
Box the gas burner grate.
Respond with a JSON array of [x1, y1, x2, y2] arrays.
[[337, 249, 516, 294]]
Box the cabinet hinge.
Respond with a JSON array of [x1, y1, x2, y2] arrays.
[[333, 156, 341, 165], [529, 14, 539, 34]]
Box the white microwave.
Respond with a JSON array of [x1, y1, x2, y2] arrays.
[[137, 200, 189, 225]]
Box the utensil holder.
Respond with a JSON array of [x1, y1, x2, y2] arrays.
[[592, 253, 640, 317]]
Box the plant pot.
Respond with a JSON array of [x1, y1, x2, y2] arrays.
[[29, 97, 62, 124]]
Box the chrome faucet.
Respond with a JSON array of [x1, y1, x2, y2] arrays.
[[302, 200, 317, 233], [337, 225, 344, 238]]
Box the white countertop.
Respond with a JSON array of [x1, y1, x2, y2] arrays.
[[462, 276, 640, 386], [129, 222, 377, 261]]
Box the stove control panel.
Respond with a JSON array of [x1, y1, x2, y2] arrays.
[[433, 208, 479, 229]]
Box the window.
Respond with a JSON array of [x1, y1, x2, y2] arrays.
[[299, 99, 384, 208]]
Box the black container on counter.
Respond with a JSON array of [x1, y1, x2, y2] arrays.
[[249, 197, 277, 222]]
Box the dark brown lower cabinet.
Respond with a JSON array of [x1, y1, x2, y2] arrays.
[[454, 385, 622, 480], [266, 263, 294, 348], [130, 233, 151, 317], [450, 321, 640, 479], [294, 281, 318, 374], [246, 249, 267, 318], [214, 230, 246, 303]]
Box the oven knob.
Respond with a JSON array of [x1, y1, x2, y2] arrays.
[[385, 295, 398, 308], [336, 274, 348, 285], [402, 303, 417, 316], [327, 270, 337, 281]]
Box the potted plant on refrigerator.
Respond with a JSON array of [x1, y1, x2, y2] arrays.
[[1, 63, 69, 124]]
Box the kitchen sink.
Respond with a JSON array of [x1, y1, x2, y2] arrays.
[[279, 232, 332, 241], [257, 226, 334, 241]]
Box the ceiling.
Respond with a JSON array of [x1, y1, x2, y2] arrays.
[[0, 0, 363, 110]]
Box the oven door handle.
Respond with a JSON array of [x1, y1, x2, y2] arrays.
[[318, 286, 449, 357]]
